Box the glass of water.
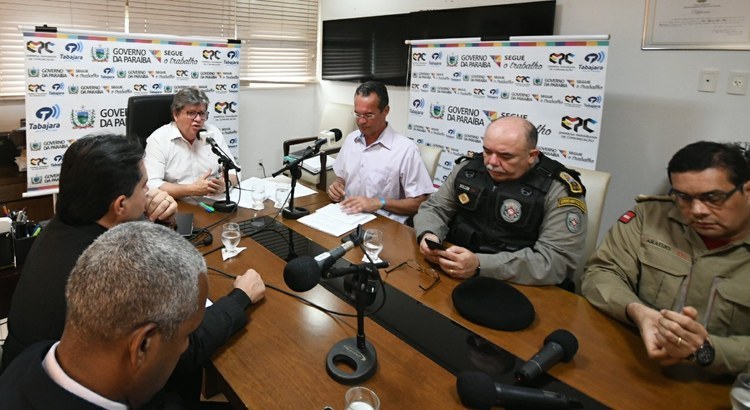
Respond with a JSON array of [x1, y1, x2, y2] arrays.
[[221, 222, 241, 252], [344, 386, 380, 410], [362, 228, 384, 263], [274, 183, 291, 209], [731, 373, 750, 410], [249, 183, 266, 210]]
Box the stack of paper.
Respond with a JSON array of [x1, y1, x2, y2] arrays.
[[298, 203, 376, 237], [299, 155, 336, 175]]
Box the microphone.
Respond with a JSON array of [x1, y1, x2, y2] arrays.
[[283, 240, 356, 292], [313, 137, 327, 152], [199, 129, 241, 172], [516, 329, 579, 383], [457, 371, 581, 410]]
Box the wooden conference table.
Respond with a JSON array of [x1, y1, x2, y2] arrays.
[[183, 190, 732, 409]]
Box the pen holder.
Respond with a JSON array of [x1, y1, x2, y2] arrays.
[[13, 235, 36, 268]]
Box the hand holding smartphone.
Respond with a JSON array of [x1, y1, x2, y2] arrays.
[[424, 238, 446, 251]]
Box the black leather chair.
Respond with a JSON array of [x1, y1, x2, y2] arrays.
[[125, 94, 175, 147]]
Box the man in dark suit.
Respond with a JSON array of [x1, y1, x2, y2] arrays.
[[2, 134, 265, 405], [0, 222, 209, 408]]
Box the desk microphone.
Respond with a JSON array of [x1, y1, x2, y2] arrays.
[[283, 240, 356, 292], [199, 129, 241, 172], [457, 371, 581, 409], [516, 329, 579, 383]]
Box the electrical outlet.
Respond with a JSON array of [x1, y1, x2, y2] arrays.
[[698, 69, 718, 93], [727, 71, 748, 95]]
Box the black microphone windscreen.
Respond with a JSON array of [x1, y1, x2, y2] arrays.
[[545, 329, 579, 361], [283, 256, 320, 292], [328, 128, 343, 141], [456, 371, 496, 410]]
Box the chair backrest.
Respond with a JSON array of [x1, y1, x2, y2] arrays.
[[318, 102, 356, 151], [126, 94, 175, 147], [570, 166, 611, 292], [418, 144, 442, 180]]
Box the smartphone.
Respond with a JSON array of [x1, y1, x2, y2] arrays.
[[425, 238, 446, 251], [175, 212, 195, 237]]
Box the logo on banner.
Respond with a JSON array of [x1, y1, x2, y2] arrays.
[[532, 94, 563, 104], [61, 41, 84, 61], [533, 77, 543, 86], [151, 50, 162, 62], [549, 53, 574, 65], [543, 78, 570, 88], [412, 52, 427, 62], [430, 103, 444, 119], [27, 84, 46, 94], [68, 85, 79, 94], [176, 69, 189, 78], [515, 75, 531, 85], [498, 54, 542, 70], [429, 52, 442, 66], [133, 84, 147, 92], [537, 146, 561, 158], [490, 55, 503, 68], [585, 96, 603, 108], [50, 82, 65, 95], [459, 54, 491, 68], [564, 95, 582, 106], [488, 88, 501, 99], [113, 48, 152, 63], [580, 51, 605, 72], [29, 105, 62, 131], [51, 155, 64, 167], [225, 50, 240, 65], [27, 41, 54, 54], [28, 67, 40, 77], [473, 88, 486, 98], [410, 99, 426, 116], [214, 101, 237, 115], [30, 157, 49, 170], [102, 67, 116, 79], [447, 54, 458, 67], [100, 107, 126, 127], [202, 49, 221, 60], [561, 116, 597, 133], [71, 107, 96, 129], [91, 46, 109, 62], [559, 149, 594, 163]]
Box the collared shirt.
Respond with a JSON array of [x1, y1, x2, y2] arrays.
[[43, 342, 127, 410], [333, 124, 436, 223], [144, 122, 237, 190]]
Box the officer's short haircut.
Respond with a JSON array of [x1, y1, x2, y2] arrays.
[[355, 81, 389, 111], [668, 141, 750, 186]]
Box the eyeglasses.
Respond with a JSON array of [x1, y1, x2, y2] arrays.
[[669, 184, 742, 208], [384, 259, 441, 292], [185, 110, 209, 120], [352, 112, 377, 120]]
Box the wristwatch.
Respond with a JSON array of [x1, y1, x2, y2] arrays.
[[688, 338, 715, 367]]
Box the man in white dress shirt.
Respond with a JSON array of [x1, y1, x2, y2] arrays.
[[144, 87, 238, 199], [327, 81, 436, 224]]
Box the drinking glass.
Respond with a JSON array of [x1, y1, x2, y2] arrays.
[[731, 373, 750, 410], [344, 386, 380, 410], [249, 183, 266, 210], [362, 228, 384, 263], [274, 183, 291, 209], [221, 222, 241, 252]]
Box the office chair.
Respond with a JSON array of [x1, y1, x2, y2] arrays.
[[282, 102, 357, 190], [570, 167, 611, 293], [125, 94, 175, 148], [417, 144, 442, 180]]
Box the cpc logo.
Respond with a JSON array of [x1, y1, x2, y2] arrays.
[[214, 101, 237, 114], [36, 105, 61, 121], [564, 95, 581, 104], [584, 52, 606, 63], [549, 53, 574, 65], [412, 52, 426, 62], [133, 84, 147, 91], [515, 76, 530, 83], [65, 42, 84, 53], [215, 84, 227, 91], [27, 41, 54, 54], [30, 157, 48, 166], [561, 116, 597, 133], [176, 69, 189, 77], [473, 88, 485, 96], [28, 84, 46, 93], [412, 99, 425, 109], [202, 49, 221, 60]]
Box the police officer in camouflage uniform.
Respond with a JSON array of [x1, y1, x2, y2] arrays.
[[414, 116, 588, 286], [582, 141, 750, 375]]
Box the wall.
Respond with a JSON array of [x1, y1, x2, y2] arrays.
[[319, 0, 750, 242]]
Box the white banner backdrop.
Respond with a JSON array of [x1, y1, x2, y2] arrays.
[[22, 27, 240, 196], [405, 37, 609, 186]]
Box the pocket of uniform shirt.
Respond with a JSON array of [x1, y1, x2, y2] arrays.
[[637, 243, 690, 309], [710, 280, 750, 336]]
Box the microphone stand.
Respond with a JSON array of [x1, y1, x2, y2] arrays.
[[324, 261, 380, 384], [210, 145, 240, 213], [271, 142, 322, 220]]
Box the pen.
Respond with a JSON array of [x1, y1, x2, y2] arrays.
[[198, 202, 215, 213], [32, 225, 42, 236]]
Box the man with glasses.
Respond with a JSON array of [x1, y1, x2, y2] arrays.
[[582, 141, 750, 375], [144, 87, 239, 199], [327, 81, 436, 224]]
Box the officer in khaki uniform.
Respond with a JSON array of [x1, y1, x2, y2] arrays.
[[582, 141, 750, 375], [414, 116, 587, 286]]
